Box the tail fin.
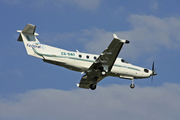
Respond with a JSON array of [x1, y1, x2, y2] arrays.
[[17, 24, 42, 58]]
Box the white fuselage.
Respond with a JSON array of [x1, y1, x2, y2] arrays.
[[18, 24, 157, 90], [32, 43, 152, 80]]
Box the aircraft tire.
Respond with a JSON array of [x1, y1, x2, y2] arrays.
[[90, 84, 96, 90], [130, 84, 135, 89]]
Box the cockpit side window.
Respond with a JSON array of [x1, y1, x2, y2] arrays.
[[144, 69, 149, 73], [94, 56, 97, 60], [121, 59, 129, 64]]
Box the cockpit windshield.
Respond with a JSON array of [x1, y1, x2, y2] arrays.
[[121, 59, 129, 64]]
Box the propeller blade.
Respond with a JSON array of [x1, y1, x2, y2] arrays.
[[152, 61, 154, 71], [151, 61, 156, 84], [151, 75, 153, 84]]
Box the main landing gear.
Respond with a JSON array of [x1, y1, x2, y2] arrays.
[[89, 77, 98, 90], [130, 79, 135, 89], [89, 69, 106, 90], [90, 84, 97, 90]]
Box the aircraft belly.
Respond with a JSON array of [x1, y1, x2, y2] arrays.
[[66, 58, 91, 71], [111, 66, 127, 75], [110, 65, 142, 78], [44, 56, 62, 62]]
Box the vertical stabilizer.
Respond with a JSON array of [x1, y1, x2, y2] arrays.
[[17, 24, 42, 59]]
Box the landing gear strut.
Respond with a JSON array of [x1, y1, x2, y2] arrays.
[[130, 79, 135, 89]]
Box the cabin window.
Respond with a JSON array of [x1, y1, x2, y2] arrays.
[[79, 54, 82, 58], [144, 69, 149, 73], [86, 55, 89, 59], [94, 56, 97, 60]]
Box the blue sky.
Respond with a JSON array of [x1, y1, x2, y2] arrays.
[[1, 0, 180, 120]]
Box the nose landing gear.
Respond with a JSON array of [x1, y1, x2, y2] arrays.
[[130, 84, 135, 89], [130, 78, 135, 89]]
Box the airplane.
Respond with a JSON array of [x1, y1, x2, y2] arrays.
[[17, 24, 157, 90]]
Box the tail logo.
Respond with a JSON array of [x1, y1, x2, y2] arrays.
[[26, 43, 46, 49]]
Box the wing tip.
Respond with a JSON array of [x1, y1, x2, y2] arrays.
[[113, 34, 130, 44], [113, 34, 118, 39]]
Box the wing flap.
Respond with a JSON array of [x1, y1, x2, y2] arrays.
[[78, 75, 104, 89]]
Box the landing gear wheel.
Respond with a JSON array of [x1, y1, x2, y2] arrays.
[[130, 84, 135, 89], [101, 70, 107, 76], [90, 84, 97, 90]]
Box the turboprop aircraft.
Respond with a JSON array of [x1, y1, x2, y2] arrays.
[[17, 24, 157, 90]]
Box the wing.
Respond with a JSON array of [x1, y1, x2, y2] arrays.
[[78, 34, 130, 89]]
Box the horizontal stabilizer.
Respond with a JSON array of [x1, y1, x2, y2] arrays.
[[17, 24, 39, 36], [17, 24, 39, 42], [22, 24, 36, 35]]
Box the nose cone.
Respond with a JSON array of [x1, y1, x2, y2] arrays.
[[151, 61, 157, 76], [153, 72, 157, 76], [151, 71, 157, 76]]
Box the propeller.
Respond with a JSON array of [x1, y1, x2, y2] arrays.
[[151, 61, 157, 83]]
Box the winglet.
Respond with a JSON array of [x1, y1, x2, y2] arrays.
[[113, 34, 118, 39], [113, 34, 130, 44]]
